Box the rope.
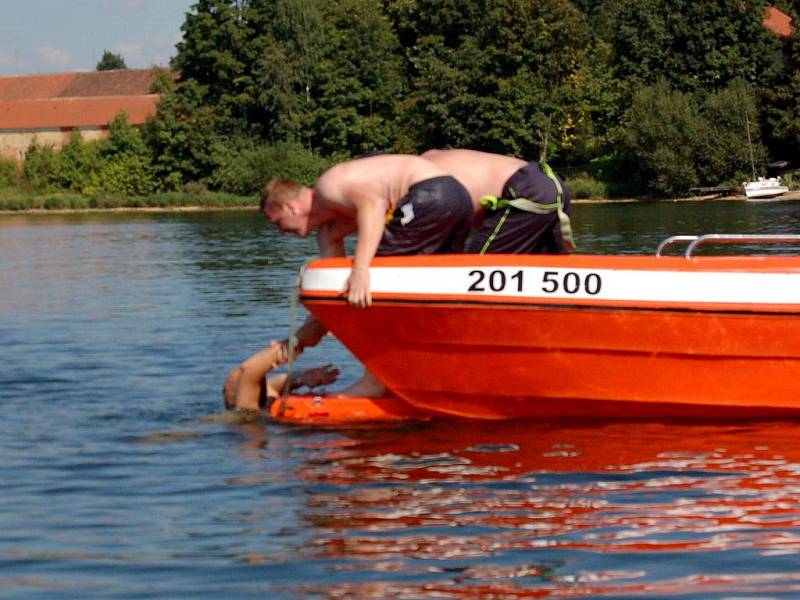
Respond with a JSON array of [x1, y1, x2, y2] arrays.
[[281, 271, 301, 397]]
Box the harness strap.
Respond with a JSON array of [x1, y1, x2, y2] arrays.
[[541, 162, 576, 251], [479, 206, 512, 255], [478, 162, 576, 251]]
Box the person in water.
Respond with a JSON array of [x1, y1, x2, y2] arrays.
[[421, 148, 575, 254], [223, 319, 338, 411], [222, 341, 340, 412], [261, 154, 474, 397]]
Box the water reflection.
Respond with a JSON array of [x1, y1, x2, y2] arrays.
[[242, 419, 800, 597]]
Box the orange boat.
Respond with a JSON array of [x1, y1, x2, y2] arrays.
[[297, 234, 800, 420]]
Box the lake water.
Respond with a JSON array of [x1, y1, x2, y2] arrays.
[[2, 201, 800, 598]]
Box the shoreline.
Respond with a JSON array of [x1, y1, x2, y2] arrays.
[[2, 191, 799, 215], [0, 205, 257, 215]]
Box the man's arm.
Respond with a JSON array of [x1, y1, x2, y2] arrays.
[[346, 194, 387, 308], [317, 220, 352, 258], [265, 364, 339, 398]]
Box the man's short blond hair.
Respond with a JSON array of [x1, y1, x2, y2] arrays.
[[260, 178, 304, 212]]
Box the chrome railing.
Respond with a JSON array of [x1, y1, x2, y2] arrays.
[[656, 234, 800, 259]]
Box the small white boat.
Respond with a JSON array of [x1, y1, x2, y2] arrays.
[[744, 176, 789, 200], [742, 113, 789, 200]]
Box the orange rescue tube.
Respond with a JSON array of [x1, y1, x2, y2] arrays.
[[270, 394, 433, 425]]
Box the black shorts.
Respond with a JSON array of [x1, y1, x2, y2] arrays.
[[377, 176, 473, 255], [468, 161, 572, 254]]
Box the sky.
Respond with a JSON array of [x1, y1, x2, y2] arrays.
[[0, 0, 196, 77]]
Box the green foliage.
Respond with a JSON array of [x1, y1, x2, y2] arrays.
[[96, 50, 127, 71], [148, 67, 177, 94], [701, 79, 765, 184], [623, 79, 770, 196], [307, 0, 406, 154], [16, 1, 800, 202], [22, 141, 60, 190], [143, 79, 227, 186], [0, 187, 253, 211], [388, 0, 614, 162], [0, 156, 19, 187], [21, 114, 159, 198], [623, 81, 707, 196], [57, 131, 101, 192], [565, 175, 608, 200], [598, 0, 782, 94], [207, 139, 331, 194]]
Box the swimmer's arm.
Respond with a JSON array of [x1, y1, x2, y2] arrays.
[[235, 343, 285, 410], [266, 373, 289, 399]]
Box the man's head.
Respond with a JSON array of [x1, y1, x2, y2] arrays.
[[261, 178, 313, 236]]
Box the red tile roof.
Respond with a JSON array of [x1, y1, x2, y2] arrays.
[[0, 69, 158, 101], [0, 96, 160, 129], [0, 69, 164, 130], [764, 6, 794, 38]]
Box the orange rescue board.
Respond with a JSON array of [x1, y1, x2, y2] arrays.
[[270, 394, 433, 425]]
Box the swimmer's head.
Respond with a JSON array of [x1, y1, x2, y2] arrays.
[[223, 367, 242, 410]]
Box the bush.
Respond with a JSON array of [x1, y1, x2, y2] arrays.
[[23, 141, 60, 190], [91, 155, 157, 196], [623, 81, 707, 197], [57, 132, 101, 192], [566, 174, 608, 199], [207, 139, 334, 195], [0, 156, 19, 187]]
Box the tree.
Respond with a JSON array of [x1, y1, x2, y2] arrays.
[[701, 79, 766, 185], [306, 0, 406, 154], [388, 0, 613, 162], [96, 51, 127, 70], [623, 81, 708, 196], [597, 0, 783, 95], [172, 0, 256, 130], [143, 79, 225, 187]]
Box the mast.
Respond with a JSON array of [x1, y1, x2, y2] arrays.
[[745, 111, 757, 180]]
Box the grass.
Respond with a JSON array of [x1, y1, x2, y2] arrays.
[[0, 187, 257, 211]]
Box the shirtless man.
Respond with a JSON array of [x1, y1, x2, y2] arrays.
[[261, 154, 473, 307], [261, 154, 473, 396], [421, 148, 574, 254]]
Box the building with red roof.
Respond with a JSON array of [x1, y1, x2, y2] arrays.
[[764, 6, 794, 38], [0, 69, 163, 162]]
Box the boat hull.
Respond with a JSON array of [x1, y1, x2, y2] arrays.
[[300, 255, 800, 419]]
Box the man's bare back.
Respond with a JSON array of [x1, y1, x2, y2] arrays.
[[422, 149, 526, 220], [314, 154, 449, 217]]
